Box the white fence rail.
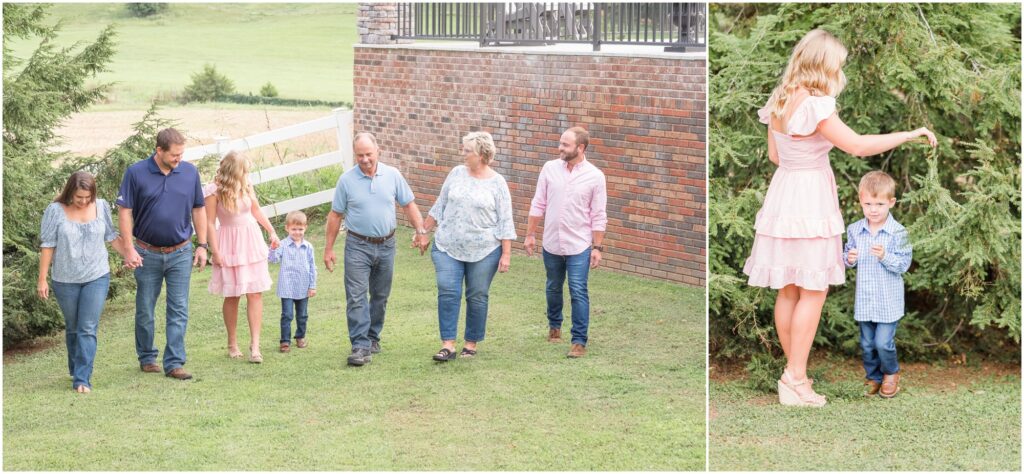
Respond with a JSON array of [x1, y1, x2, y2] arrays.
[[183, 108, 353, 218]]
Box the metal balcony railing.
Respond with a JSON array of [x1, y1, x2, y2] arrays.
[[394, 3, 705, 52]]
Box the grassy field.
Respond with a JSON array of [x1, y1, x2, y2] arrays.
[[710, 359, 1021, 471], [5, 3, 358, 108], [3, 229, 705, 470]]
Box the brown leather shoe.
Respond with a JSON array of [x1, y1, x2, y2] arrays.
[[296, 338, 307, 349], [280, 343, 291, 353], [879, 373, 900, 398], [566, 343, 587, 358], [864, 379, 881, 396], [140, 363, 161, 373], [548, 328, 562, 343], [165, 368, 193, 380]]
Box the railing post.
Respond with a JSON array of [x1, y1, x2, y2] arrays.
[[479, 3, 487, 46], [333, 108, 354, 171], [592, 3, 602, 51]]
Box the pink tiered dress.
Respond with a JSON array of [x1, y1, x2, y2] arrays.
[[742, 96, 846, 291], [205, 183, 272, 297]]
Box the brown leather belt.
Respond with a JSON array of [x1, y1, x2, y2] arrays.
[[347, 229, 395, 244], [136, 239, 190, 254]]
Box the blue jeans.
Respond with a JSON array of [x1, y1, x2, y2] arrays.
[[543, 248, 592, 346], [134, 243, 193, 373], [52, 273, 111, 389], [860, 321, 900, 383], [281, 297, 309, 343], [343, 234, 396, 350], [431, 244, 501, 342]]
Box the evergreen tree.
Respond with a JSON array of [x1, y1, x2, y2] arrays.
[[709, 4, 1021, 364], [3, 5, 174, 345]]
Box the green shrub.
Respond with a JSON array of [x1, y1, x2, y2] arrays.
[[125, 3, 168, 18], [259, 82, 278, 98], [709, 4, 1021, 363], [181, 64, 235, 103]]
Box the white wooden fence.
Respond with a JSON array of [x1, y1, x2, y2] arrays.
[[183, 107, 353, 218]]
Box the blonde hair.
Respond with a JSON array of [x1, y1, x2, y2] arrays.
[[462, 131, 497, 164], [859, 170, 897, 200], [285, 211, 307, 227], [214, 151, 253, 213], [766, 29, 848, 120]]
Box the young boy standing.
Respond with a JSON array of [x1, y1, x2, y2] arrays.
[[843, 171, 913, 398], [268, 211, 317, 353]]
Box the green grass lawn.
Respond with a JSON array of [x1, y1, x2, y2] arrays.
[[710, 362, 1021, 471], [3, 228, 705, 470], [5, 3, 358, 108]]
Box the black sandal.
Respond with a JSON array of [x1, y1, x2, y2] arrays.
[[432, 347, 456, 361], [459, 348, 477, 358]]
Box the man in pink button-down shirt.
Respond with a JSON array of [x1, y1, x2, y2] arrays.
[[524, 127, 608, 358]]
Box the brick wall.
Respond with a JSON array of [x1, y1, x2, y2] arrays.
[[353, 45, 705, 286]]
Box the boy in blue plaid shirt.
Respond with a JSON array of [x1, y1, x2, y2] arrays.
[[268, 211, 318, 353], [843, 171, 913, 398]]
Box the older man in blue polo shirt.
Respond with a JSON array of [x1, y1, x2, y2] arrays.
[[117, 128, 208, 380], [324, 132, 426, 366]]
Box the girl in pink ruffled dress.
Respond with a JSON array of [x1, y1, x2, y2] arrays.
[[743, 29, 936, 407], [206, 151, 280, 363]]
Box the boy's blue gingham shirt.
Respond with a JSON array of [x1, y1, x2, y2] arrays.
[[268, 238, 317, 300], [842, 215, 913, 323]]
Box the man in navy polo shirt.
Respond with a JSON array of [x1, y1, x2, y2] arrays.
[[324, 132, 426, 366], [116, 128, 208, 380]]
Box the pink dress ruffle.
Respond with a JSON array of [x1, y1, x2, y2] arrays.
[[744, 96, 846, 291], [205, 183, 272, 297]]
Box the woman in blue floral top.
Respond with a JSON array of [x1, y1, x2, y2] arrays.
[[415, 132, 517, 361], [37, 171, 130, 393]]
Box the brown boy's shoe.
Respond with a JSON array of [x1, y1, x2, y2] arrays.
[[566, 343, 587, 358], [864, 379, 881, 396], [140, 363, 161, 373], [280, 343, 291, 353], [165, 368, 193, 380], [548, 328, 562, 343], [879, 373, 900, 398]]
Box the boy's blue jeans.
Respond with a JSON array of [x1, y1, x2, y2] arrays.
[[280, 297, 309, 344], [859, 321, 899, 383]]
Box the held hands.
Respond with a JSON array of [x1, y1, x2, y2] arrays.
[[123, 247, 143, 269], [268, 233, 281, 250], [524, 235, 536, 256], [411, 233, 430, 255], [847, 248, 859, 265]]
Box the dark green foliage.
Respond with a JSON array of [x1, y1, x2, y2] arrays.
[[3, 5, 172, 345], [182, 64, 235, 103], [259, 82, 278, 98], [220, 93, 351, 109], [710, 4, 1021, 363], [3, 4, 116, 345], [125, 3, 168, 18]]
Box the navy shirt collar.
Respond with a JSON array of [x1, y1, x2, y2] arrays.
[[147, 154, 180, 175]]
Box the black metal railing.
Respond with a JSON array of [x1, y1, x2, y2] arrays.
[[395, 3, 705, 52]]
